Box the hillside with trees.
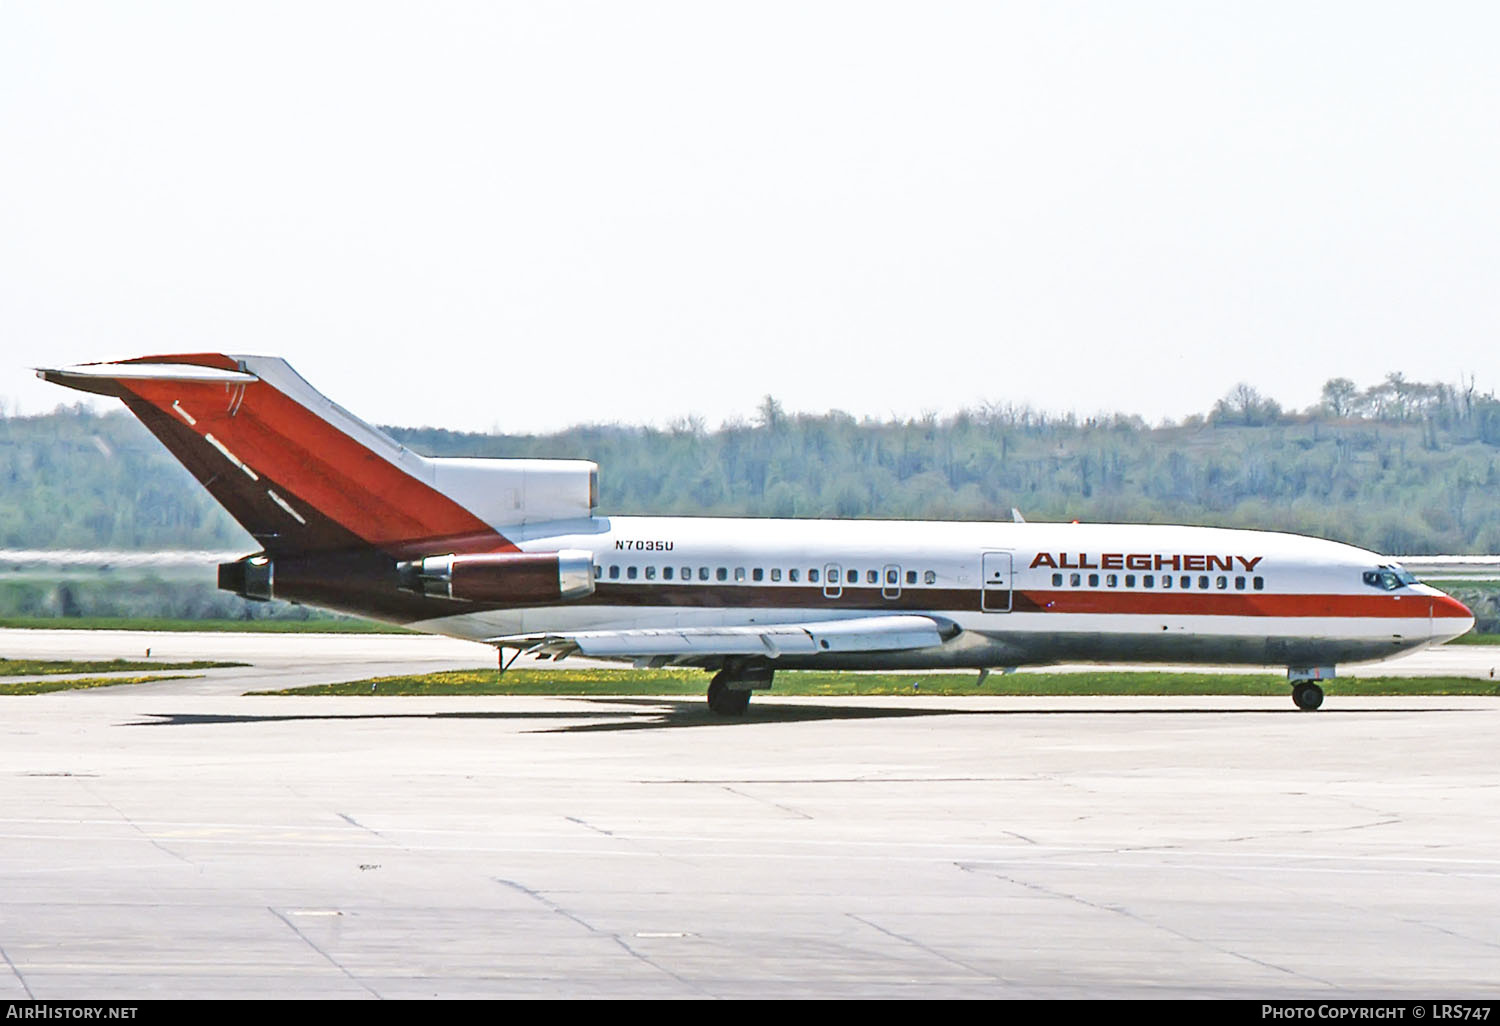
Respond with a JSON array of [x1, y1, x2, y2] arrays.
[[8, 373, 1500, 626], [392, 373, 1500, 558], [5, 373, 1500, 557]]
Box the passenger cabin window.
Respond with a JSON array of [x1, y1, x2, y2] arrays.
[[847, 569, 858, 584], [1052, 573, 1063, 587], [770, 568, 781, 582], [627, 566, 638, 580], [717, 567, 728, 582], [924, 571, 936, 585], [1069, 573, 1081, 587], [609, 565, 620, 580], [698, 567, 710, 581], [1253, 576, 1264, 590], [906, 570, 917, 585], [735, 567, 746, 582], [1088, 574, 1099, 587], [645, 566, 656, 580], [789, 569, 800, 582], [867, 569, 878, 584], [809, 569, 820, 583]]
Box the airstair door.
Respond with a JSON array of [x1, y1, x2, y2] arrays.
[[981, 551, 1013, 613]]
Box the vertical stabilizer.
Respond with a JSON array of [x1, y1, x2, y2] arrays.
[[38, 354, 519, 556]]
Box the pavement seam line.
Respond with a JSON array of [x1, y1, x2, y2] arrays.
[[83, 781, 194, 866], [0, 945, 34, 999], [337, 812, 392, 843], [956, 861, 1338, 988], [719, 784, 815, 820], [268, 907, 380, 999], [493, 877, 712, 997], [846, 913, 1019, 990]]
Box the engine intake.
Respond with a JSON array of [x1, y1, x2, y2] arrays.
[[397, 549, 595, 603]]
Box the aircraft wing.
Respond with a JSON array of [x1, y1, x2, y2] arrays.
[[489, 614, 956, 662]]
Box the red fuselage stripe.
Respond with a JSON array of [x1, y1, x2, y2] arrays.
[[1014, 590, 1464, 619], [570, 584, 1466, 619]]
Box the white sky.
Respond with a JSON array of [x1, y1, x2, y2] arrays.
[[3, 2, 1497, 434]]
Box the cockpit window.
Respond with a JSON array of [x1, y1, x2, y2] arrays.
[[1362, 566, 1418, 591]]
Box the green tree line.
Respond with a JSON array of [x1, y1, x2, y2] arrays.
[[6, 375, 1500, 557]]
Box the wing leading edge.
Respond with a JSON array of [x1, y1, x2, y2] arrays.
[[490, 614, 957, 662]]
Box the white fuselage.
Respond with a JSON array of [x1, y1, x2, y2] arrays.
[[410, 517, 1474, 670], [45, 354, 1471, 678]]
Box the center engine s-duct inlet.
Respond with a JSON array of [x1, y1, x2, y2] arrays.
[[397, 549, 595, 603]]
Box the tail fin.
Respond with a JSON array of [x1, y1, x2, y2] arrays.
[[38, 354, 596, 557]]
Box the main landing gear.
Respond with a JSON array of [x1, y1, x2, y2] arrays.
[[706, 661, 774, 716], [1288, 666, 1333, 711], [707, 674, 751, 715]]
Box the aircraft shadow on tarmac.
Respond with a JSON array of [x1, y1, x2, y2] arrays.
[[127, 698, 1465, 733]]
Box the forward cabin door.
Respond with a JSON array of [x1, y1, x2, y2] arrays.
[[980, 551, 1013, 613]]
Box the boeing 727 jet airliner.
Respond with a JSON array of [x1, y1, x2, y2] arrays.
[[40, 354, 1474, 712]]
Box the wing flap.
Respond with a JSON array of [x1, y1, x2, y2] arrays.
[[490, 614, 953, 661]]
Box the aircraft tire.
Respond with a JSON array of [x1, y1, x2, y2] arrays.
[[706, 674, 752, 715], [1292, 682, 1325, 711]]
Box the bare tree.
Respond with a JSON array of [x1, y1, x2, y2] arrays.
[[1212, 383, 1283, 426], [1320, 377, 1358, 418]]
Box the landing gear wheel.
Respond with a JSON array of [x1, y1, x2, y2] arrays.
[[706, 674, 751, 715], [1292, 682, 1324, 711]]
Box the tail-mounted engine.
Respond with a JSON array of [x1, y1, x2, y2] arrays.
[[396, 549, 595, 603], [218, 555, 273, 601]]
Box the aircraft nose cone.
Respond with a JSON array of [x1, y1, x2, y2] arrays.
[[1432, 593, 1475, 641]]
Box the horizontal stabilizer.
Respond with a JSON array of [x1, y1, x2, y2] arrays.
[[39, 362, 259, 385]]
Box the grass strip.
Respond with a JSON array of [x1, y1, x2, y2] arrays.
[[254, 668, 1500, 698], [0, 658, 244, 676], [1447, 632, 1500, 645], [0, 675, 200, 695], [0, 617, 410, 634]]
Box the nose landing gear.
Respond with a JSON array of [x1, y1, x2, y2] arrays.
[[1288, 666, 1333, 711], [1291, 681, 1325, 711]]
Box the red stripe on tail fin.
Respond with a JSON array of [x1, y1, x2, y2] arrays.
[[42, 354, 514, 557]]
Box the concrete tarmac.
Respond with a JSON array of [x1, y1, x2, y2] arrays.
[[1, 629, 1499, 998]]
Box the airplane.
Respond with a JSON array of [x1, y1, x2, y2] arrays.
[[39, 353, 1475, 713]]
